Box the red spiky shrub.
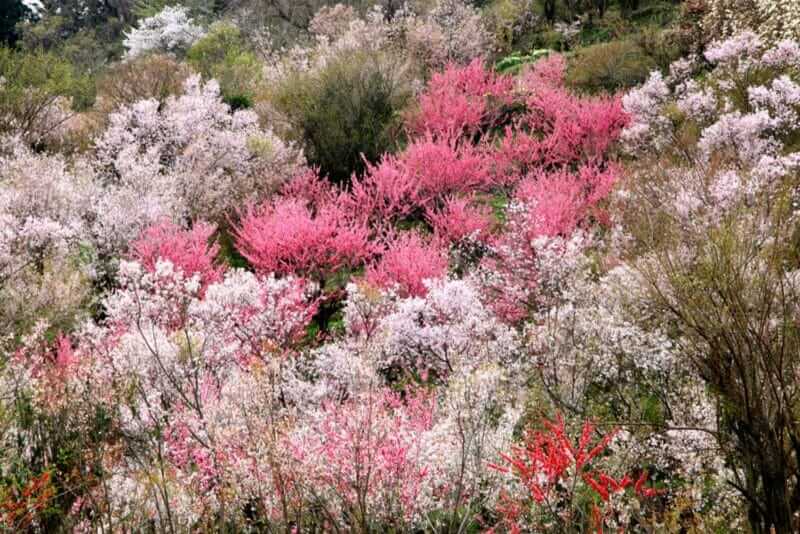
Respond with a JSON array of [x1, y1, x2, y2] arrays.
[[489, 415, 662, 533]]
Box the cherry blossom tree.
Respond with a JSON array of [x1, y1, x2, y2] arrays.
[[123, 6, 206, 59]]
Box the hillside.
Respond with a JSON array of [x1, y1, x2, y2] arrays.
[[2, 0, 800, 532]]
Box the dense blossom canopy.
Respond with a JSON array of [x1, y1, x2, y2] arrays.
[[3, 2, 800, 529]]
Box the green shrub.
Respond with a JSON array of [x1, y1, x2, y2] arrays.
[[17, 9, 125, 64], [567, 39, 656, 93], [187, 22, 263, 107], [484, 0, 540, 56], [495, 49, 551, 75], [537, 28, 570, 51], [132, 0, 217, 20], [0, 47, 91, 144], [634, 25, 690, 71], [270, 50, 412, 185]]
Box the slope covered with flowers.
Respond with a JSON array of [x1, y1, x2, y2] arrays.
[[3, 2, 800, 530]]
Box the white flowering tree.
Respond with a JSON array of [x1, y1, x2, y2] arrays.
[[619, 33, 800, 532], [123, 5, 206, 59], [93, 75, 304, 253]]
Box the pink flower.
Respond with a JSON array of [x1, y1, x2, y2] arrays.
[[408, 58, 514, 139], [130, 219, 224, 293], [234, 197, 375, 280], [426, 196, 492, 244], [366, 233, 448, 297]]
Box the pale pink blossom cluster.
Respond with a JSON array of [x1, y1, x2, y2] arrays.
[[0, 137, 96, 331], [622, 33, 800, 226], [261, 0, 492, 88], [95, 75, 304, 225]]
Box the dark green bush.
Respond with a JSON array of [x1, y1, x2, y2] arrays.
[[271, 50, 411, 185], [1, 0, 32, 45], [567, 38, 656, 93]]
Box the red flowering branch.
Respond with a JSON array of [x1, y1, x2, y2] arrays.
[[490, 415, 662, 532]]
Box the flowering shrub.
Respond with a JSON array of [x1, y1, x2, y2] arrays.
[[365, 233, 448, 298], [621, 31, 800, 226], [403, 0, 494, 70], [701, 0, 800, 43], [617, 33, 800, 532], [426, 196, 493, 244], [11, 12, 794, 532], [262, 1, 491, 86], [129, 220, 224, 293], [408, 58, 515, 139], [234, 197, 374, 281], [286, 388, 437, 529], [372, 278, 519, 379], [0, 137, 94, 334], [95, 75, 304, 224], [349, 134, 494, 225]]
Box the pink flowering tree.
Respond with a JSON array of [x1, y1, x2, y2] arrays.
[[478, 165, 618, 322], [285, 388, 437, 530], [234, 196, 375, 284], [343, 54, 627, 326], [348, 133, 495, 228], [41, 260, 320, 530], [129, 220, 224, 294], [407, 58, 515, 139], [365, 233, 448, 298]]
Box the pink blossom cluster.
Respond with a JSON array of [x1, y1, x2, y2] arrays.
[[235, 56, 626, 313]]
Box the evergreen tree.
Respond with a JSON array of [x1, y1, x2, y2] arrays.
[[0, 0, 31, 45]]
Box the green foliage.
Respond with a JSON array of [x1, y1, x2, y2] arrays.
[[0, 389, 115, 532], [17, 14, 69, 51], [634, 25, 689, 70], [17, 15, 123, 104], [132, 0, 175, 19], [132, 0, 218, 20], [567, 38, 655, 93], [23, 24, 116, 72], [0, 47, 92, 141], [187, 22, 262, 106], [495, 48, 551, 74], [271, 50, 411, 185], [30, 0, 127, 53], [217, 229, 250, 270]]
